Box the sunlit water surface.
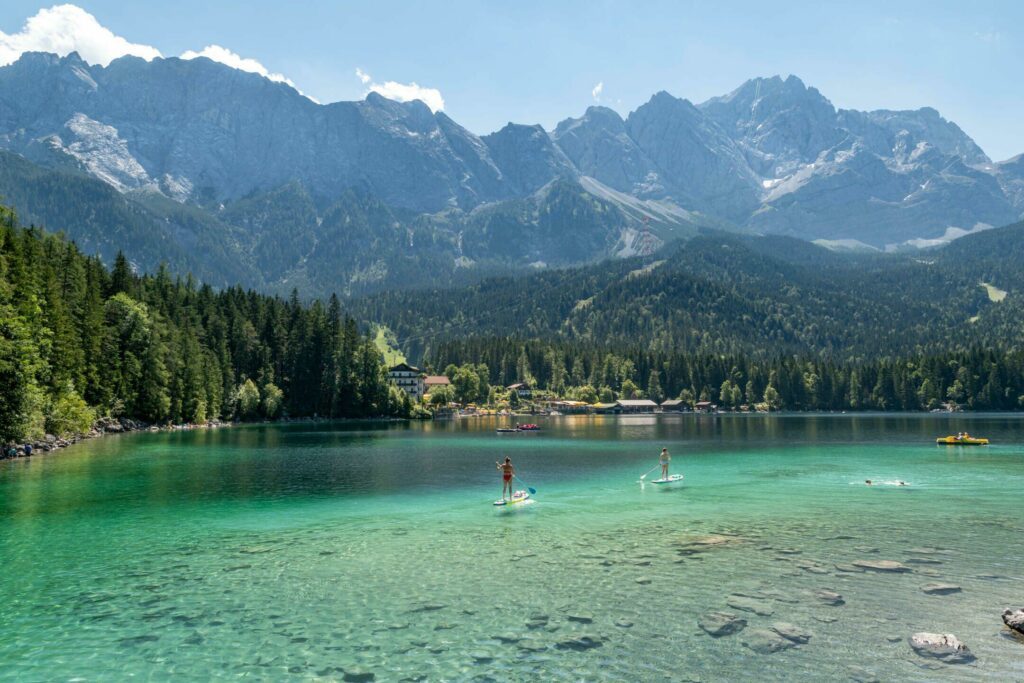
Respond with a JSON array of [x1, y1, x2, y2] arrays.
[[2, 414, 1024, 681]]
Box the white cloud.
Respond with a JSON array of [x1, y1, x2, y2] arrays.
[[180, 44, 309, 98], [356, 68, 444, 112], [974, 30, 1002, 44], [368, 81, 445, 112], [181, 45, 317, 101], [0, 3, 161, 67], [592, 81, 604, 101], [0, 5, 316, 101]]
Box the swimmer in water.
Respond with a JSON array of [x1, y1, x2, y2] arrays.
[[865, 480, 873, 485]]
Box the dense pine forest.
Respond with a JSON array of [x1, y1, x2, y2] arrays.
[[429, 338, 1024, 411], [0, 205, 411, 445], [356, 226, 1024, 361], [361, 222, 1024, 411]]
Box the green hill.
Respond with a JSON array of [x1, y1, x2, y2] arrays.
[[355, 223, 1024, 361]]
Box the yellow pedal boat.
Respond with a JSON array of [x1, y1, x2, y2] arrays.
[[936, 435, 989, 445]]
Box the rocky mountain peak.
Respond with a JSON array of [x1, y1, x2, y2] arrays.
[[0, 50, 1019, 260]]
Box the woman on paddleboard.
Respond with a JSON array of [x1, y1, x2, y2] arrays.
[[659, 448, 670, 480], [496, 457, 515, 501]]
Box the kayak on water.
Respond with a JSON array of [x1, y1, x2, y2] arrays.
[[494, 490, 532, 506], [648, 474, 685, 485]]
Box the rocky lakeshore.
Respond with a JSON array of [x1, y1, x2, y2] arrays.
[[1, 417, 229, 461], [0, 414, 412, 462]]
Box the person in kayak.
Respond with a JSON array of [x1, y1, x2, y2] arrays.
[[659, 448, 670, 480], [496, 456, 515, 501]]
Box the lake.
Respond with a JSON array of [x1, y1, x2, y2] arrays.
[[1, 414, 1023, 681]]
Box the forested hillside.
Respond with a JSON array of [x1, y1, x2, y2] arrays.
[[356, 223, 1024, 361], [0, 205, 411, 444], [357, 221, 1024, 411]]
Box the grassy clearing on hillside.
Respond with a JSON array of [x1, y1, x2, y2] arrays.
[[980, 282, 1007, 302], [374, 326, 407, 366]]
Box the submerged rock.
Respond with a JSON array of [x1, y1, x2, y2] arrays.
[[408, 603, 447, 613], [847, 666, 881, 683], [517, 638, 547, 652], [342, 671, 376, 683], [698, 611, 747, 637], [770, 622, 813, 644], [743, 628, 797, 654], [566, 612, 594, 624], [920, 583, 962, 596], [908, 633, 975, 664], [117, 634, 159, 647], [555, 634, 604, 651], [852, 560, 911, 573], [727, 596, 774, 617], [525, 615, 549, 629], [1002, 608, 1024, 636], [814, 589, 845, 606]]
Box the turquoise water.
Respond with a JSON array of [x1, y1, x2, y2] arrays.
[[2, 414, 1024, 681]]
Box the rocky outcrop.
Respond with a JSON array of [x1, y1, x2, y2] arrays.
[[1003, 608, 1024, 636], [908, 633, 975, 664], [921, 583, 962, 596], [1, 417, 227, 460]]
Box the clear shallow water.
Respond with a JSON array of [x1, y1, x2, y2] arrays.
[[1, 414, 1023, 682]]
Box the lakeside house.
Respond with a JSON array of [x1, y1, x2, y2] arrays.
[[546, 400, 589, 414], [660, 399, 688, 413], [507, 382, 533, 398], [616, 399, 659, 414], [388, 363, 424, 399], [695, 401, 717, 413], [590, 402, 622, 414], [424, 375, 452, 396]]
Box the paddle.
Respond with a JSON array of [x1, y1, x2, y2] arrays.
[[515, 475, 537, 495], [639, 464, 660, 481]]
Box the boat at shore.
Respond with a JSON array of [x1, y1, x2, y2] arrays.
[[936, 435, 989, 445], [496, 424, 541, 433]]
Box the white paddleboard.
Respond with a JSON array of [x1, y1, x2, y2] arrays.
[[494, 491, 532, 506], [648, 474, 684, 485]]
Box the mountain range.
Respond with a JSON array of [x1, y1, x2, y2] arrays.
[[0, 51, 1021, 295]]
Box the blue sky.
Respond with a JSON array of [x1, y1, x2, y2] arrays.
[[1, 1, 1022, 160]]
